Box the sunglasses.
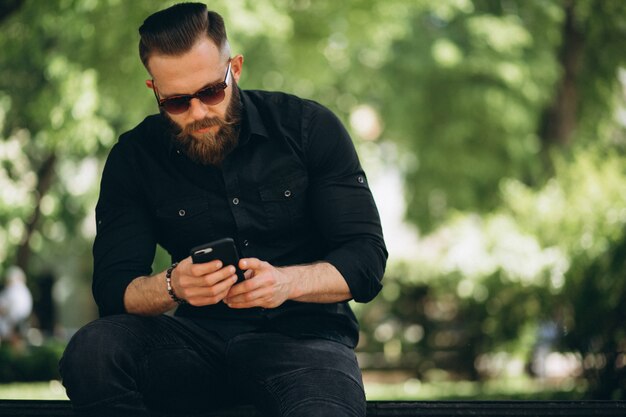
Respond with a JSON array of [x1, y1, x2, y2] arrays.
[[153, 61, 232, 114]]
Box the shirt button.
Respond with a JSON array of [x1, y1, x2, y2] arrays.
[[284, 190, 292, 198], [243, 240, 249, 247], [357, 176, 364, 184], [232, 198, 240, 205], [178, 209, 186, 217]]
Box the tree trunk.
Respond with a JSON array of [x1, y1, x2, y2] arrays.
[[15, 153, 57, 272], [538, 0, 585, 166]]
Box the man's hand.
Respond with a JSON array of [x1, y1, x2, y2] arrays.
[[125, 256, 351, 315], [224, 258, 293, 309], [171, 257, 239, 307]]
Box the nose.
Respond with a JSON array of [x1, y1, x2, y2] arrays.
[[187, 97, 210, 121]]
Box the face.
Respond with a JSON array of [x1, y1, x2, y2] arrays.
[[146, 37, 244, 165]]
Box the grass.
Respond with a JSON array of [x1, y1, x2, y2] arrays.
[[0, 376, 585, 401], [364, 377, 586, 401], [0, 381, 68, 400]]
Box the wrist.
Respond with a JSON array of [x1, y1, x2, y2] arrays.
[[165, 262, 187, 305], [282, 266, 304, 300]]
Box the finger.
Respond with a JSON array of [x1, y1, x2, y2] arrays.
[[226, 285, 273, 306], [194, 280, 233, 304], [225, 273, 266, 297], [200, 265, 238, 287], [190, 259, 223, 276], [224, 281, 249, 298], [187, 274, 239, 304], [182, 265, 235, 289], [227, 292, 274, 309], [239, 258, 264, 271], [243, 269, 254, 280], [176, 256, 217, 275], [226, 295, 270, 309]]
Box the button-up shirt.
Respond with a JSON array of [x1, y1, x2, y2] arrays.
[[92, 89, 387, 347]]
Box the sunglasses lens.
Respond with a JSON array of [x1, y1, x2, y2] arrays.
[[158, 81, 227, 114], [162, 97, 191, 114], [197, 86, 225, 106]]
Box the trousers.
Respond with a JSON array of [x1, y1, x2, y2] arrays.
[[59, 314, 366, 417]]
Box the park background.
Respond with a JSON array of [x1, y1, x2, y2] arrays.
[[1, 0, 625, 401]]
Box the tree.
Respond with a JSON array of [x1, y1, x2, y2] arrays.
[[0, 0, 356, 324], [374, 0, 626, 232], [2, 0, 626, 398]]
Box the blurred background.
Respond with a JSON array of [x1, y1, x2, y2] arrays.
[[1, 0, 625, 401]]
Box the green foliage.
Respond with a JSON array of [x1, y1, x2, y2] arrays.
[[1, 0, 626, 399], [0, 0, 122, 282], [355, 145, 626, 396], [0, 342, 64, 382], [571, 0, 626, 148], [505, 149, 626, 399], [374, 0, 626, 232], [378, 0, 561, 231], [503, 147, 626, 398], [561, 231, 626, 399], [502, 150, 626, 259]]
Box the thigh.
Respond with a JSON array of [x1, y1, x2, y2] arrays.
[[228, 333, 366, 417], [61, 315, 232, 415]]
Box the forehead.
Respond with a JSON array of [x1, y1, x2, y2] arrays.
[[149, 37, 224, 96]]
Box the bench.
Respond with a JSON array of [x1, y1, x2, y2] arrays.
[[0, 400, 625, 416]]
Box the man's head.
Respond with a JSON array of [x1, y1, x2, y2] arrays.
[[139, 3, 244, 166], [139, 2, 230, 73]]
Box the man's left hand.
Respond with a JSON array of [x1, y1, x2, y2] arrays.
[[224, 258, 293, 309]]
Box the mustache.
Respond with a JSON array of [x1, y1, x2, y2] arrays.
[[181, 117, 225, 136], [179, 109, 239, 135]]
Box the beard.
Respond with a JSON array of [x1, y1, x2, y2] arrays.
[[163, 81, 243, 166]]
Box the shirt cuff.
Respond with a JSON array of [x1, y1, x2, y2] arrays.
[[324, 241, 386, 303]]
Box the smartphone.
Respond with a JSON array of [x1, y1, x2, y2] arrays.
[[190, 238, 245, 283]]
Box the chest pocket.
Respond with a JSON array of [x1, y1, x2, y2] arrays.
[[155, 197, 212, 252], [259, 175, 308, 234]]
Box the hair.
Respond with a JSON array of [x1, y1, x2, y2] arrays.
[[138, 2, 229, 71]]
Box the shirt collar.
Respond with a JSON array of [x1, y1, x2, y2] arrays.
[[240, 89, 269, 144], [154, 115, 178, 157]]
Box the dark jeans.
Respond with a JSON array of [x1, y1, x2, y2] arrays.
[[59, 314, 366, 417]]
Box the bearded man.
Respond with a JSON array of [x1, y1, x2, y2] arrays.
[[60, 3, 387, 417]]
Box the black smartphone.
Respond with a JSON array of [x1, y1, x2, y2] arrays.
[[190, 238, 245, 283]]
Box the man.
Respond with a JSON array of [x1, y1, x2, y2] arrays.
[[0, 266, 32, 345], [60, 3, 387, 417]]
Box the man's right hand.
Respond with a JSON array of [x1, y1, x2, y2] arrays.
[[170, 257, 239, 306], [123, 257, 239, 315]]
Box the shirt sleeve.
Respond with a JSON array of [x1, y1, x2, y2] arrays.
[[92, 140, 156, 316], [303, 103, 388, 303]]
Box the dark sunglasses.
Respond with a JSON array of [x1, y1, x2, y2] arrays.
[[152, 61, 232, 114]]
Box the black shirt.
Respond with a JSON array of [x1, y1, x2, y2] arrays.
[[92, 89, 387, 348]]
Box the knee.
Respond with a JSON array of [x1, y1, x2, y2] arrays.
[[270, 369, 366, 417], [59, 316, 143, 392], [61, 316, 140, 367]]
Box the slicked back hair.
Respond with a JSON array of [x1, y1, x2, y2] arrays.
[[139, 2, 229, 71]]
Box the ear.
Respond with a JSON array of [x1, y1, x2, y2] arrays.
[[230, 54, 244, 83], [145, 79, 154, 89]]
